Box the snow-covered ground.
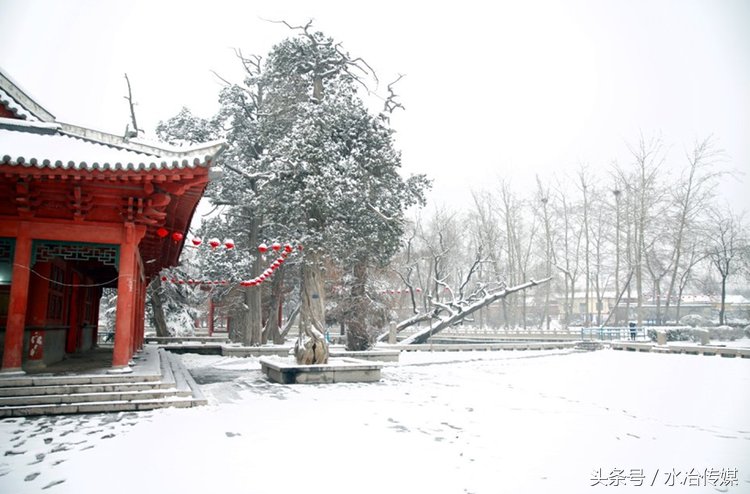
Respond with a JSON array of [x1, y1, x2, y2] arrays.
[[1, 348, 748, 493]]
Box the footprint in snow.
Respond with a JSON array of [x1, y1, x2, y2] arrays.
[[42, 480, 65, 490], [28, 453, 46, 465]]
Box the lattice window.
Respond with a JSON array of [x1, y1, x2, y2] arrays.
[[0, 238, 14, 264], [32, 241, 119, 269], [0, 238, 14, 285]]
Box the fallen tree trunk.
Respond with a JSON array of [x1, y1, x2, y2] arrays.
[[395, 277, 552, 345]]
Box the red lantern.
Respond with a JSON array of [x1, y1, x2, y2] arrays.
[[284, 243, 293, 253], [172, 232, 184, 242], [224, 238, 235, 249], [258, 243, 268, 254], [272, 242, 281, 252], [156, 227, 169, 238], [297, 244, 304, 251], [192, 237, 202, 247], [416, 287, 422, 293], [160, 275, 167, 282], [209, 238, 221, 249], [178, 280, 185, 285], [240, 280, 251, 287]]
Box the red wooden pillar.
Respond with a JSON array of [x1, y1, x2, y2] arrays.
[[1, 230, 31, 373], [112, 224, 138, 370], [134, 272, 145, 352], [130, 274, 138, 356]]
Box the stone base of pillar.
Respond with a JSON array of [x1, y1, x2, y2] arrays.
[[107, 365, 133, 375], [0, 368, 26, 376], [25, 360, 46, 371]]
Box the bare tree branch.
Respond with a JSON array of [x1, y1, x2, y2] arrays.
[[123, 73, 140, 138]]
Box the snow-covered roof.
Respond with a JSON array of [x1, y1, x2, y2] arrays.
[[0, 67, 225, 172], [0, 123, 222, 172], [0, 86, 37, 121], [0, 68, 55, 121]]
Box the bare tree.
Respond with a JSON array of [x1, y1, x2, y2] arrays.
[[663, 137, 723, 322], [577, 167, 593, 327], [535, 176, 555, 329], [552, 178, 583, 327], [618, 134, 668, 326], [707, 207, 746, 325]]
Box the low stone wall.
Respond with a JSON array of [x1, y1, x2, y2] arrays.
[[260, 357, 383, 384], [611, 341, 750, 358]]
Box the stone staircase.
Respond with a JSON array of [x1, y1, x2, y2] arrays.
[[0, 346, 206, 417]]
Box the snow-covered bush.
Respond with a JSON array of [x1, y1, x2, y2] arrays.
[[709, 325, 744, 341], [679, 314, 706, 327]]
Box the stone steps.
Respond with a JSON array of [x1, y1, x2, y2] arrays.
[[0, 388, 188, 406], [0, 381, 173, 397], [0, 397, 197, 417], [0, 347, 206, 417]]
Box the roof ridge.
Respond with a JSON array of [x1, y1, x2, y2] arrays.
[[0, 67, 56, 122], [58, 123, 225, 158], [0, 116, 60, 133]]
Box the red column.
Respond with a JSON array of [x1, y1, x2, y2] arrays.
[[112, 226, 137, 369], [139, 277, 146, 349], [1, 231, 31, 372], [134, 272, 144, 352]]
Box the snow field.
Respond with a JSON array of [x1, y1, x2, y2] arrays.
[[1, 348, 748, 493]]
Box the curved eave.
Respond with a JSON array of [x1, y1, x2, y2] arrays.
[[0, 154, 215, 171]]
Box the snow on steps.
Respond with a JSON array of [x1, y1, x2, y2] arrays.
[[0, 349, 206, 417]]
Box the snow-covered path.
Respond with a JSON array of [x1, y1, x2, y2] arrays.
[[1, 349, 748, 493]]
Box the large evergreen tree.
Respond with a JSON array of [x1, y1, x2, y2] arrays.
[[157, 25, 429, 356]]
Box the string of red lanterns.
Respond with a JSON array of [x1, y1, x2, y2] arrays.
[[239, 242, 301, 287], [155, 227, 235, 250], [159, 242, 303, 288]]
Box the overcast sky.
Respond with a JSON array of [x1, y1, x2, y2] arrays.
[[1, 0, 748, 210]]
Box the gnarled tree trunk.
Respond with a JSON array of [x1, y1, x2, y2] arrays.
[[344, 261, 372, 351], [294, 252, 329, 364], [244, 211, 263, 346], [263, 264, 286, 344], [149, 276, 170, 337]]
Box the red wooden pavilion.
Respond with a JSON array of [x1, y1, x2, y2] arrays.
[[0, 69, 224, 373]]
